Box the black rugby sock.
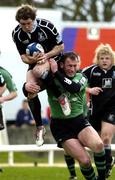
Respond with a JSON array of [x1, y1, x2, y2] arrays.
[[28, 95, 42, 127], [64, 155, 77, 177], [94, 150, 106, 179]]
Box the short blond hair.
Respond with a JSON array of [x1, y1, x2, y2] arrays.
[[93, 43, 115, 65]]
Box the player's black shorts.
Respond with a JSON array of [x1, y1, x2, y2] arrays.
[[0, 108, 4, 130], [50, 114, 90, 148], [89, 106, 115, 131]]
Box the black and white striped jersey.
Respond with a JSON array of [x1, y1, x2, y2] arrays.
[[83, 64, 115, 114], [12, 18, 63, 56]]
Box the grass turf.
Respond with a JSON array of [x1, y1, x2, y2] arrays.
[[0, 167, 115, 180]]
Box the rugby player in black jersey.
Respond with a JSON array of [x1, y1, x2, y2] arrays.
[[12, 4, 70, 146], [83, 43, 115, 178]]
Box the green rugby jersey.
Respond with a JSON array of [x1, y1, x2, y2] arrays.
[[0, 67, 17, 92], [0, 67, 17, 108], [47, 72, 87, 119]]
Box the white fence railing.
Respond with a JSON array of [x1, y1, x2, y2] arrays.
[[0, 144, 63, 166], [0, 144, 115, 166]]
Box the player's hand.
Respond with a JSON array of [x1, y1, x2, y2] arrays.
[[25, 82, 41, 93], [34, 52, 47, 61], [87, 87, 103, 95], [21, 54, 38, 64], [33, 52, 47, 64], [49, 58, 58, 73]]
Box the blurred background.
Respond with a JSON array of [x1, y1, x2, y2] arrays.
[[0, 0, 115, 121], [0, 0, 115, 169]]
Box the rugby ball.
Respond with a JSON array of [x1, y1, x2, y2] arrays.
[[26, 42, 44, 56]]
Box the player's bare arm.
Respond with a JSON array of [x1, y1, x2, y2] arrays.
[[21, 54, 39, 64], [36, 43, 64, 62], [86, 87, 103, 95]]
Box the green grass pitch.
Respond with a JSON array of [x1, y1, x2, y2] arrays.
[[0, 167, 115, 180]]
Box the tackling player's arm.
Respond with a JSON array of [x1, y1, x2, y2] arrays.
[[54, 71, 86, 93], [49, 59, 87, 93]]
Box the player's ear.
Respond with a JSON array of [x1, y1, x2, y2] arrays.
[[59, 62, 64, 69]]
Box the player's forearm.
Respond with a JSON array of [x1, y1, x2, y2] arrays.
[[54, 71, 81, 93], [0, 84, 6, 96], [3, 91, 17, 101], [21, 54, 37, 64], [45, 44, 64, 59]]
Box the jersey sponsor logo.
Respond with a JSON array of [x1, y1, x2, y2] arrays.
[[92, 72, 101, 76], [22, 39, 30, 44], [71, 97, 77, 101], [64, 78, 72, 85], [102, 78, 112, 88], [38, 32, 47, 42], [80, 77, 86, 85], [108, 114, 115, 123]]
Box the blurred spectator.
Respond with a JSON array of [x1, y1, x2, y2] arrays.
[[41, 109, 49, 126], [46, 106, 51, 122], [15, 99, 35, 127]]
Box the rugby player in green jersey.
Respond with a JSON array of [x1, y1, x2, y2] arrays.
[[62, 54, 88, 180], [0, 67, 17, 130], [48, 52, 106, 180], [23, 52, 106, 180], [0, 66, 17, 172]]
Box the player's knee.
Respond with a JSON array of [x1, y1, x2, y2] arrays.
[[102, 134, 111, 144], [33, 67, 42, 78], [93, 140, 104, 153], [79, 157, 91, 167]]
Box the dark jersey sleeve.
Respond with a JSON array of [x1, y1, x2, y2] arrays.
[[12, 26, 28, 55], [54, 71, 82, 93], [82, 65, 96, 82]]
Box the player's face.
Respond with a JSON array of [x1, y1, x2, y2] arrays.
[[63, 57, 79, 77], [19, 18, 34, 32], [98, 54, 113, 70]]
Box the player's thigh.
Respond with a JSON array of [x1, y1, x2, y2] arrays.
[[26, 69, 36, 82], [101, 121, 115, 142], [78, 126, 103, 152], [33, 61, 50, 77], [63, 138, 90, 164]]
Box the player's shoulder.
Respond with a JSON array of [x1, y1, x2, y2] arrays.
[[37, 18, 58, 35], [0, 66, 6, 72], [82, 64, 97, 72], [12, 25, 21, 39], [0, 66, 12, 78], [12, 25, 21, 35], [112, 65, 115, 70]]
